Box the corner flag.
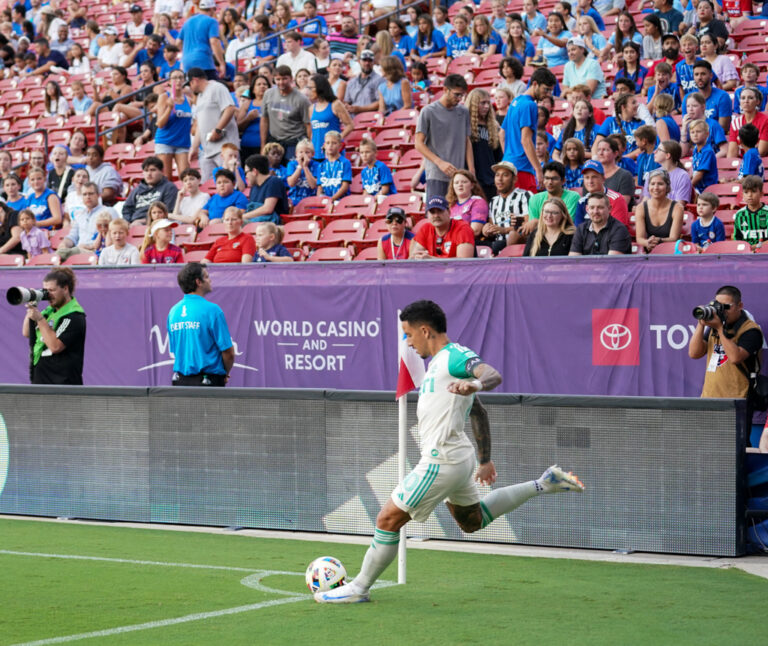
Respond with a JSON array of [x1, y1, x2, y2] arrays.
[[396, 329, 425, 400]]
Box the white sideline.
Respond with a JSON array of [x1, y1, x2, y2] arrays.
[[2, 514, 767, 581]]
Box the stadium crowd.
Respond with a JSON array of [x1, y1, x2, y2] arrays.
[[0, 0, 767, 264]]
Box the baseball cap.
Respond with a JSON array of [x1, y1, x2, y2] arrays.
[[129, 3, 143, 11], [103, 26, 118, 35], [661, 32, 680, 43], [566, 36, 587, 50], [426, 195, 449, 212], [184, 67, 207, 85], [491, 161, 517, 175], [360, 49, 375, 61], [199, 0, 217, 8], [582, 160, 605, 175], [385, 206, 406, 222], [150, 219, 178, 236]]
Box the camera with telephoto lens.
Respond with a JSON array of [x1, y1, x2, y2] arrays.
[[692, 300, 729, 324], [6, 286, 50, 306]]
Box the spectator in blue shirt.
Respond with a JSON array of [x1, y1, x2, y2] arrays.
[[690, 119, 718, 192], [502, 15, 535, 65], [359, 139, 396, 196], [254, 221, 293, 262], [691, 191, 725, 251], [446, 14, 472, 59], [634, 125, 661, 187], [682, 60, 732, 133], [244, 154, 288, 223], [178, 0, 226, 79], [316, 131, 351, 200], [388, 19, 412, 58], [733, 64, 768, 115], [575, 0, 604, 31], [531, 12, 570, 67], [286, 139, 319, 205], [468, 15, 502, 61], [158, 44, 181, 78], [298, 0, 327, 48], [522, 0, 548, 33], [612, 42, 647, 94], [411, 13, 446, 62], [737, 124, 765, 180], [198, 169, 249, 226], [647, 62, 681, 114]]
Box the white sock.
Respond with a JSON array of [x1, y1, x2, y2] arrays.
[[479, 480, 541, 528], [351, 528, 399, 592]]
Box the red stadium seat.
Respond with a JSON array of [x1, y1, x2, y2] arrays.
[[732, 18, 768, 40], [376, 193, 423, 218], [374, 129, 412, 150], [197, 222, 227, 242], [307, 246, 353, 261], [292, 195, 332, 215], [447, 55, 478, 76], [312, 218, 366, 248], [391, 169, 415, 192], [497, 244, 526, 257], [472, 68, 500, 86], [649, 241, 698, 254], [476, 245, 493, 258], [62, 252, 98, 265], [26, 253, 60, 266], [353, 246, 381, 260], [702, 240, 753, 254], [282, 219, 321, 247], [383, 108, 419, 130], [335, 194, 376, 217], [0, 253, 24, 266], [353, 111, 383, 130], [184, 249, 209, 262]]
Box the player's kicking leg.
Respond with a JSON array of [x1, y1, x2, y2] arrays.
[[314, 500, 410, 604]]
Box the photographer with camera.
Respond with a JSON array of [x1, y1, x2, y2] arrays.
[[688, 286, 764, 443], [17, 267, 86, 385]]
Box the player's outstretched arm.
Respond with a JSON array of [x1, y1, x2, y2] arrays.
[[470, 397, 496, 486]]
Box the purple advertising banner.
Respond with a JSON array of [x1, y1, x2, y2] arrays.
[[0, 256, 766, 396]]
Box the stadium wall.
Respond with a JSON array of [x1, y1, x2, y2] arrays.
[[0, 256, 766, 396], [0, 386, 747, 556]]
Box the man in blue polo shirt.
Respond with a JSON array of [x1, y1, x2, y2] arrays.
[[167, 262, 234, 387]]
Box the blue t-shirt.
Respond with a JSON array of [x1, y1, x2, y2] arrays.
[[522, 12, 547, 33], [555, 126, 597, 151], [134, 47, 165, 74], [597, 116, 645, 153], [501, 40, 535, 65], [565, 164, 583, 189], [659, 115, 681, 142], [311, 102, 341, 160], [167, 294, 232, 376], [473, 30, 502, 54], [204, 190, 249, 220], [686, 118, 727, 151], [72, 95, 94, 115], [682, 87, 732, 122], [298, 15, 327, 48], [286, 159, 320, 204], [739, 147, 764, 180], [502, 94, 537, 175], [412, 29, 446, 57], [636, 152, 660, 186], [612, 66, 648, 94], [393, 34, 412, 57], [317, 155, 352, 197], [155, 93, 192, 148], [254, 243, 292, 262], [690, 216, 726, 248], [691, 144, 718, 191], [7, 196, 27, 211], [240, 103, 261, 149], [733, 85, 768, 114], [159, 59, 181, 79], [619, 156, 637, 176], [648, 82, 681, 111], [540, 30, 570, 67], [361, 161, 396, 195], [655, 8, 684, 34], [447, 33, 472, 58], [577, 7, 604, 30], [27, 188, 58, 228], [180, 14, 220, 71], [255, 34, 281, 60]]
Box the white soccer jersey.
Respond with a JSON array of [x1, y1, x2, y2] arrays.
[[416, 342, 483, 465]]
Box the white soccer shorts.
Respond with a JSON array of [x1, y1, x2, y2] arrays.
[[391, 454, 480, 523]]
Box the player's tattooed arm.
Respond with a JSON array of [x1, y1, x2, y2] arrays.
[[472, 362, 502, 391], [470, 397, 492, 465]]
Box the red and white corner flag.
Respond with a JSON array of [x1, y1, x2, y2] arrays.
[[396, 323, 425, 400]]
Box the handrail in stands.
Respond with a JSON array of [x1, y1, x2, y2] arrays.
[[358, 0, 432, 37], [94, 78, 167, 144], [0, 128, 50, 167]]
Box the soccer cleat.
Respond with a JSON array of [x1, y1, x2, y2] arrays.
[[538, 465, 585, 494], [314, 582, 370, 604]]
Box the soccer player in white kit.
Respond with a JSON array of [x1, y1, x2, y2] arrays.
[[316, 300, 585, 604]]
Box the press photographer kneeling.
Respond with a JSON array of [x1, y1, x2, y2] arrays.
[[12, 267, 86, 385], [688, 285, 765, 447]]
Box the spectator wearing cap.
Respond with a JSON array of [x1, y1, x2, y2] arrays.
[[261, 66, 312, 162], [573, 160, 630, 226], [30, 37, 69, 76], [410, 195, 475, 259], [98, 26, 122, 67], [124, 4, 154, 45], [569, 192, 632, 255], [562, 36, 606, 99], [276, 31, 318, 79], [480, 161, 532, 254], [377, 207, 414, 259], [187, 68, 239, 183], [415, 73, 473, 202], [141, 218, 185, 264], [179, 0, 226, 79]]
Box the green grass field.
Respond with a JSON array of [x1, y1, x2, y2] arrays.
[[2, 517, 766, 646]]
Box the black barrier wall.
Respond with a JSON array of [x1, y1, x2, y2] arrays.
[[0, 386, 746, 556]]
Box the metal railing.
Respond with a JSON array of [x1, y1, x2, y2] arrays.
[[0, 128, 50, 169], [358, 0, 431, 35], [94, 78, 167, 143], [234, 17, 323, 70]]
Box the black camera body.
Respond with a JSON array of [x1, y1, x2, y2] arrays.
[[6, 287, 50, 306], [692, 300, 729, 325]]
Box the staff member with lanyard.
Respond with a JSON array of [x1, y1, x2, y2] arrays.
[[167, 262, 234, 387], [21, 267, 86, 384]]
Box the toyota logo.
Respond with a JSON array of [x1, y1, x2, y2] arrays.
[[600, 324, 632, 351]]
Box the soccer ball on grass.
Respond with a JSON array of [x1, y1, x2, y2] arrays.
[[305, 556, 347, 593]]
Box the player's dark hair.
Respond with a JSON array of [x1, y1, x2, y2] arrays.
[[716, 285, 741, 303], [178, 262, 206, 294], [400, 300, 447, 334], [739, 123, 760, 149], [44, 267, 76, 294]]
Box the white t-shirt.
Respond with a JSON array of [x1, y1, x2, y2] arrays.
[[98, 243, 140, 265], [416, 342, 483, 464], [98, 42, 122, 67], [276, 49, 317, 79], [155, 0, 184, 15], [178, 192, 209, 221]]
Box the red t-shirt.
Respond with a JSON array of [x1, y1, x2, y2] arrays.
[[205, 232, 256, 263], [142, 243, 184, 264], [606, 189, 630, 228], [722, 0, 751, 17], [728, 112, 768, 144], [648, 54, 684, 79], [414, 219, 475, 257]]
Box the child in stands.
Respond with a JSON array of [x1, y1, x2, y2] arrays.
[[18, 208, 51, 259], [359, 138, 396, 196], [254, 221, 294, 262], [690, 191, 725, 251]]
